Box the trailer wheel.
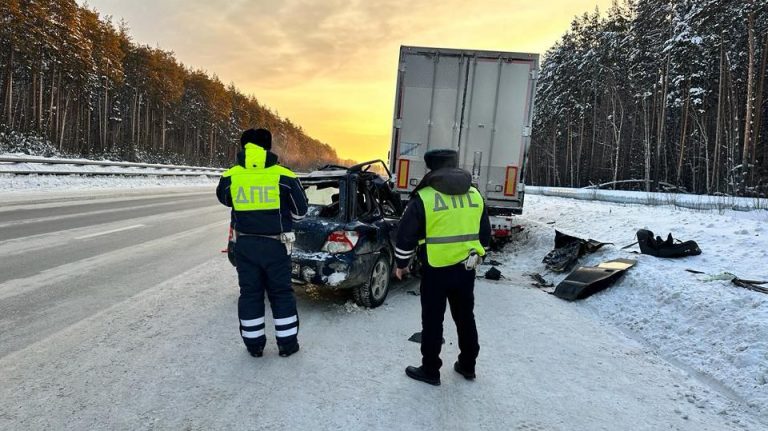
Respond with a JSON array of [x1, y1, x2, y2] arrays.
[[353, 254, 391, 308]]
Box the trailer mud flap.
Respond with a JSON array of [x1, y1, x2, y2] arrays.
[[553, 259, 636, 301]]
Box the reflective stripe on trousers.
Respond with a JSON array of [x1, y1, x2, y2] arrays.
[[240, 317, 266, 339], [274, 315, 299, 338]]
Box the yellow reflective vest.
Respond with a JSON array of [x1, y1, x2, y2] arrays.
[[417, 186, 486, 267], [222, 143, 296, 212]]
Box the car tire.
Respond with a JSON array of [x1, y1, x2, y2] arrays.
[[353, 253, 391, 308]]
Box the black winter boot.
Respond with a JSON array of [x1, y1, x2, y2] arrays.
[[405, 366, 441, 386], [453, 361, 476, 380], [247, 345, 263, 358], [278, 342, 300, 357]]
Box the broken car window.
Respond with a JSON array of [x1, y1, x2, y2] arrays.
[[304, 183, 341, 218]]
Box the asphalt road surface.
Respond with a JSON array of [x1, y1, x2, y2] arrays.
[[0, 187, 229, 358]]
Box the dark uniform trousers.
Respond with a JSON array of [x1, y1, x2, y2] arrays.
[[420, 262, 480, 376], [234, 236, 299, 349]]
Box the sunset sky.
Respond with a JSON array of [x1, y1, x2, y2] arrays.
[[78, 0, 614, 161]]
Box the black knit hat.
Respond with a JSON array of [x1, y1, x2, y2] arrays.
[[240, 128, 272, 150], [424, 149, 458, 170]]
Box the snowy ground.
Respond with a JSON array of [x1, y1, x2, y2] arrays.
[[1, 260, 764, 430], [0, 172, 218, 192], [526, 185, 768, 211], [498, 194, 768, 421], [0, 184, 767, 430], [0, 152, 221, 192]]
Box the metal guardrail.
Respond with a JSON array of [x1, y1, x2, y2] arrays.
[[0, 156, 224, 177]]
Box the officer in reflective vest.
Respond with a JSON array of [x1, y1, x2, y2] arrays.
[[216, 128, 308, 358], [394, 149, 491, 385]]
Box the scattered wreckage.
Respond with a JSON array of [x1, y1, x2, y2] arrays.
[[527, 226, 764, 299], [530, 228, 705, 301]]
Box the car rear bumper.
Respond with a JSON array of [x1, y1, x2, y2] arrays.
[[291, 250, 377, 290]]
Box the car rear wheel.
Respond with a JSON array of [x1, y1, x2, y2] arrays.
[[353, 253, 391, 308]]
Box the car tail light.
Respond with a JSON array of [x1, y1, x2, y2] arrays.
[[322, 231, 360, 254], [397, 159, 410, 189], [504, 166, 519, 196]]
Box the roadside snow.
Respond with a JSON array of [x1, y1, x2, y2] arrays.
[[496, 194, 768, 419], [0, 152, 221, 192], [526, 186, 767, 211], [0, 173, 217, 192]]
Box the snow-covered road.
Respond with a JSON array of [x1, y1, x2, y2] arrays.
[[0, 187, 227, 357], [0, 259, 761, 430], [0, 186, 765, 430]]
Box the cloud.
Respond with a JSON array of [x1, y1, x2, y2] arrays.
[[79, 0, 615, 160]]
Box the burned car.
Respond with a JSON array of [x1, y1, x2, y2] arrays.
[[291, 161, 403, 308]]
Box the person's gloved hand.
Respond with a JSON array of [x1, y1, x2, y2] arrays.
[[464, 250, 482, 270]]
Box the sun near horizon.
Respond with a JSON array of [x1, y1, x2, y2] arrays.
[[78, 0, 615, 162]]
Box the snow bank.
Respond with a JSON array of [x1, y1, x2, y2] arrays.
[[526, 186, 768, 211], [499, 194, 768, 418], [0, 173, 218, 192], [0, 152, 220, 192]]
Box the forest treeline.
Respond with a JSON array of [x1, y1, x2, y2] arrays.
[[529, 0, 768, 196], [0, 0, 354, 170]]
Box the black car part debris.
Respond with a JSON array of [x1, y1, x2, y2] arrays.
[[542, 230, 611, 272], [731, 277, 768, 293], [688, 269, 768, 295], [636, 229, 701, 258], [620, 241, 639, 250], [408, 332, 445, 344], [731, 277, 768, 294], [529, 273, 554, 290], [553, 259, 637, 301], [484, 267, 502, 280]]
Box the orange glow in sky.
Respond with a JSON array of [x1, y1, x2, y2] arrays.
[[78, 0, 615, 161]]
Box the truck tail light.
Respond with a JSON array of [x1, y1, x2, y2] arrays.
[[396, 159, 410, 189], [492, 228, 511, 238], [322, 231, 360, 254], [504, 166, 519, 196]]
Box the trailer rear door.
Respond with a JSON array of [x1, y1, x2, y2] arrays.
[[390, 46, 538, 214]]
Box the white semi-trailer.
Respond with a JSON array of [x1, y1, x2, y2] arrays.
[[389, 46, 539, 237]]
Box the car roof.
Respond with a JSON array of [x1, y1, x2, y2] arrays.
[[299, 169, 348, 179]]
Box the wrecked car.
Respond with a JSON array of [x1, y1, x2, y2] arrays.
[[291, 161, 403, 308]]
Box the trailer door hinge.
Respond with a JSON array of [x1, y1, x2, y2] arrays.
[[395, 119, 402, 129], [530, 70, 538, 80], [523, 127, 532, 137]]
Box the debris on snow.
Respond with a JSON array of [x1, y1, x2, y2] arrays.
[[509, 194, 768, 418]]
